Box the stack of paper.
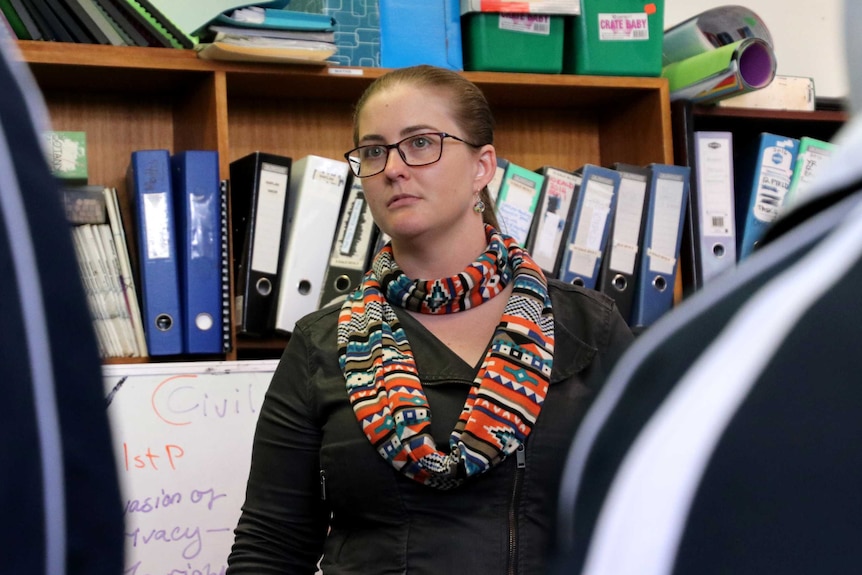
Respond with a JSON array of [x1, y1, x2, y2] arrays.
[[196, 6, 337, 64]]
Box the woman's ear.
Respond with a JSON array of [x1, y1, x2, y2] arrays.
[[474, 144, 498, 190]]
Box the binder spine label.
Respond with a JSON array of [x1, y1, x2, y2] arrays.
[[572, 177, 615, 249], [696, 135, 735, 237], [250, 162, 289, 275], [753, 144, 795, 224], [142, 193, 171, 259], [647, 176, 685, 274], [608, 176, 648, 274]]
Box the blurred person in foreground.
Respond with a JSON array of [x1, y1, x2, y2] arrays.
[[553, 1, 862, 573], [0, 38, 124, 575]]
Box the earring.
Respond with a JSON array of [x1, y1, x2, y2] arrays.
[[473, 197, 486, 214]]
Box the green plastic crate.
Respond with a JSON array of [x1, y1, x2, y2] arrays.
[[462, 13, 564, 74], [565, 0, 664, 76]]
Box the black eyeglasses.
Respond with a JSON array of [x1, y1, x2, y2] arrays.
[[344, 131, 481, 178]]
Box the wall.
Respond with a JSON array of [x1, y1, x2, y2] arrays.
[[664, 0, 847, 99]]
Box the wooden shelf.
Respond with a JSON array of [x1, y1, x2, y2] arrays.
[[17, 41, 675, 361], [672, 100, 848, 296]]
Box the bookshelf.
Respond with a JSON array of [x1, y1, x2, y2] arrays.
[[17, 41, 675, 362], [672, 101, 848, 297]]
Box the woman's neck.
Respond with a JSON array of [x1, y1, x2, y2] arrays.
[[391, 222, 489, 280]]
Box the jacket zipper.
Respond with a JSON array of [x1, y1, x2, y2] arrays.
[[508, 444, 526, 575], [320, 469, 327, 500]]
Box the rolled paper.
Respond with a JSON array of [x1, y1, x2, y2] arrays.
[[661, 37, 777, 104]]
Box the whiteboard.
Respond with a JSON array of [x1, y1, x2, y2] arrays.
[[103, 360, 278, 575]]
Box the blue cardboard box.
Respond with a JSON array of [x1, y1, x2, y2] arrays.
[[379, 0, 463, 70]]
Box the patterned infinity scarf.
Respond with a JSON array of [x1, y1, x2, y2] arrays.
[[337, 225, 554, 489]]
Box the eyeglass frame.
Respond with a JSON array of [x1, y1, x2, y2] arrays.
[[343, 131, 483, 178]]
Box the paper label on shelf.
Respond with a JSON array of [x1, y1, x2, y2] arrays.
[[499, 14, 551, 35], [598, 13, 649, 41]]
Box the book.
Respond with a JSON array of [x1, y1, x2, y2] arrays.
[[43, 130, 88, 185], [92, 222, 139, 355], [215, 6, 335, 32], [318, 174, 377, 309], [71, 0, 128, 45], [204, 23, 335, 43], [717, 74, 816, 111], [0, 0, 36, 39], [171, 150, 223, 355], [104, 186, 147, 357], [494, 160, 544, 245], [21, 0, 74, 42], [95, 0, 173, 47], [58, 0, 112, 44], [131, 0, 195, 48], [91, 0, 149, 46], [195, 39, 336, 64], [735, 133, 799, 260], [229, 151, 292, 337], [558, 164, 620, 289], [273, 155, 349, 334], [70, 224, 116, 357], [528, 165, 579, 276], [784, 136, 838, 210], [61, 185, 106, 224], [127, 149, 183, 356]]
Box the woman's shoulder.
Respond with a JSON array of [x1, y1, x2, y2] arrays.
[[547, 279, 617, 315], [292, 300, 343, 343], [546, 278, 632, 355]]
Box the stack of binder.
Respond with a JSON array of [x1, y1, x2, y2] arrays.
[[128, 148, 226, 357], [492, 156, 690, 331], [0, 0, 196, 47]]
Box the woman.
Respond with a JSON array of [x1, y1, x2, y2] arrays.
[[227, 64, 633, 574]]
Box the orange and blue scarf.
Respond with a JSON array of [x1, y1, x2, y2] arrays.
[[337, 226, 554, 489]]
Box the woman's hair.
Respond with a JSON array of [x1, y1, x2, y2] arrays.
[[352, 65, 500, 229]]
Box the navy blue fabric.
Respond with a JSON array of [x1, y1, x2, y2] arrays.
[[0, 42, 124, 575]]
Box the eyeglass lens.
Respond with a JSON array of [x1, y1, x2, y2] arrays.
[[352, 133, 445, 177]]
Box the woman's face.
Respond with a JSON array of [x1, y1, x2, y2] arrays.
[[355, 83, 494, 243]]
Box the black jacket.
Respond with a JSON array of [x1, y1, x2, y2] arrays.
[[227, 280, 633, 574]]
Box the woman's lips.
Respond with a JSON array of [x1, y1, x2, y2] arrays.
[[387, 193, 418, 208]]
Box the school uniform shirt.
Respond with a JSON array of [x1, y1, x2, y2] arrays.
[[0, 40, 124, 575], [227, 280, 633, 575], [553, 112, 862, 575]]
